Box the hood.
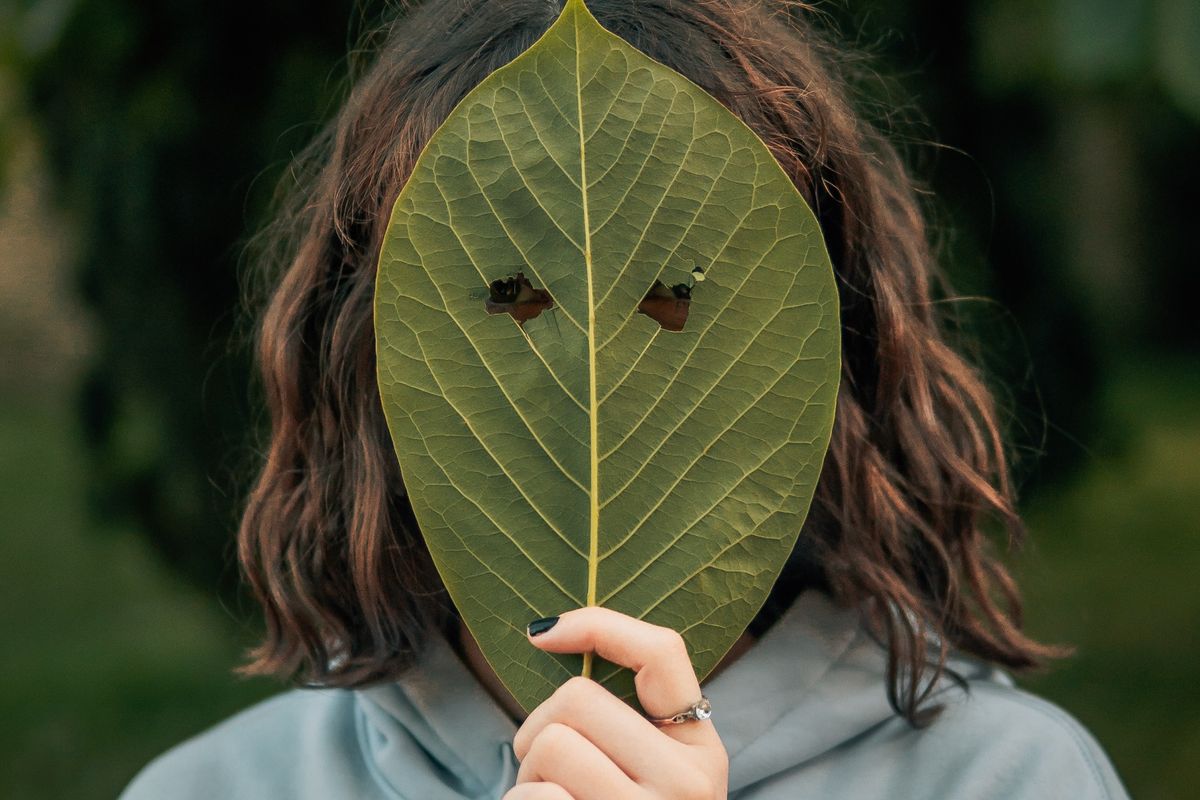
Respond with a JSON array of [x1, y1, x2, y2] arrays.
[[354, 590, 990, 798]]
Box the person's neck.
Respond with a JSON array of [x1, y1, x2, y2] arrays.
[[454, 618, 759, 724]]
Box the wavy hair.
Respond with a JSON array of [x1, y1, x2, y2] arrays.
[[237, 0, 1065, 725]]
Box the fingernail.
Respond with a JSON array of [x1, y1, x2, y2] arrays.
[[527, 616, 559, 637]]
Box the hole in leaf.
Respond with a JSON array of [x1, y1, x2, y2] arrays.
[[637, 280, 690, 332], [483, 271, 554, 326], [637, 266, 704, 332]]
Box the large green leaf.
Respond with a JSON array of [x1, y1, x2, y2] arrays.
[[374, 0, 839, 713]]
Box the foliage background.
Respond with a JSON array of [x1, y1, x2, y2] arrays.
[[0, 0, 1196, 797]]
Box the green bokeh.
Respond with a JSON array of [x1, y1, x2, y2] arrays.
[[0, 393, 276, 798], [1017, 358, 1200, 800]]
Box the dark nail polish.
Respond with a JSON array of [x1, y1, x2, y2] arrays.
[[527, 616, 559, 637]]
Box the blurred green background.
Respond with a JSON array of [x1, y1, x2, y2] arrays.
[[0, 0, 1196, 798]]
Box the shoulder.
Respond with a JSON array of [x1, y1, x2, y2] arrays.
[[119, 688, 364, 800], [891, 665, 1129, 800]]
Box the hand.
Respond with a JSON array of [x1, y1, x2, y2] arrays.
[[502, 606, 729, 800]]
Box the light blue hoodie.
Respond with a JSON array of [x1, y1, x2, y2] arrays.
[[120, 589, 1129, 798]]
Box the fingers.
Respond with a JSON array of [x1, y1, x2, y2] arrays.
[[516, 608, 730, 798], [515, 721, 645, 800], [502, 783, 574, 799], [513, 675, 681, 781], [526, 607, 718, 746]]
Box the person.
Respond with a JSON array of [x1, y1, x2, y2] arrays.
[[120, 0, 1130, 797]]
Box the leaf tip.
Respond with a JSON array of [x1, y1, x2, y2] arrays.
[[561, 0, 601, 29]]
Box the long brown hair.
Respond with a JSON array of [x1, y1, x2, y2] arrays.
[[237, 0, 1065, 726]]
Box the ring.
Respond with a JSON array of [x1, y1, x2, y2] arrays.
[[646, 695, 713, 726]]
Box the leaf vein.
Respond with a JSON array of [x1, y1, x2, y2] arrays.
[[398, 224, 592, 495], [389, 327, 589, 580], [599, 428, 803, 606]]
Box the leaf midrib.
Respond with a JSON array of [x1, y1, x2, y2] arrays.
[[575, 5, 601, 680]]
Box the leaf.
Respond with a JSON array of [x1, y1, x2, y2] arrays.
[[374, 0, 840, 714]]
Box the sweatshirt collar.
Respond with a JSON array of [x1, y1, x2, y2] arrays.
[[355, 630, 519, 799], [705, 590, 896, 790]]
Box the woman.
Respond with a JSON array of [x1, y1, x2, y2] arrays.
[[121, 0, 1129, 797]]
